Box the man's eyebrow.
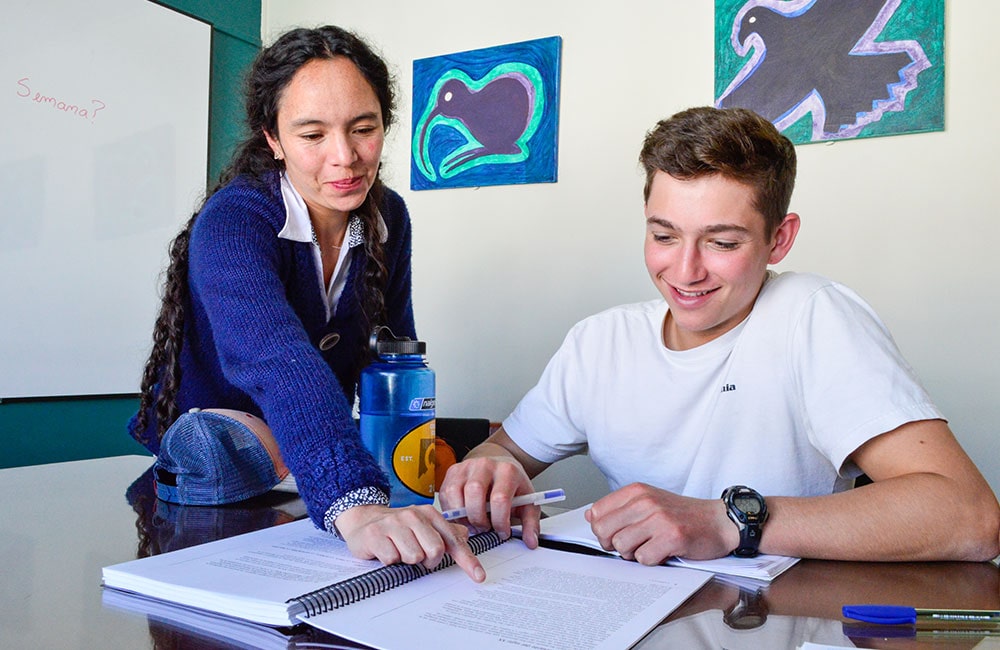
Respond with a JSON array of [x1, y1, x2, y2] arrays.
[[646, 216, 675, 228], [702, 223, 752, 235], [645, 217, 752, 236]]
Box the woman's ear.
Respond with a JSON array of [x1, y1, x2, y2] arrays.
[[768, 213, 800, 265], [263, 129, 283, 161]]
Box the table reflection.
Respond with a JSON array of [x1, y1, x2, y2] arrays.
[[124, 465, 304, 558], [639, 559, 1000, 649]]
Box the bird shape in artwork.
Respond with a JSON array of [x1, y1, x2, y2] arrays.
[[718, 0, 920, 136], [412, 63, 543, 182]]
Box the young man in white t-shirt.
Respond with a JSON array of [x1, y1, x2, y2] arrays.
[[441, 106, 1000, 563]]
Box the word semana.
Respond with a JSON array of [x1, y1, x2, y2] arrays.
[[16, 77, 107, 122]]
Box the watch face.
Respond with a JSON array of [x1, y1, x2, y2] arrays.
[[735, 494, 762, 514], [724, 588, 769, 630]]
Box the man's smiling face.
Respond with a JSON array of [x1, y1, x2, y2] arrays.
[[644, 170, 796, 350]]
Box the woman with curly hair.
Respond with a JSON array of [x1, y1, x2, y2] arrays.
[[130, 25, 484, 582]]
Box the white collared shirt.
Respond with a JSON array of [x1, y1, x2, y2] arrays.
[[275, 173, 387, 320]]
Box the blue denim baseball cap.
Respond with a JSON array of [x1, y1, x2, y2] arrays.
[[154, 409, 290, 505]]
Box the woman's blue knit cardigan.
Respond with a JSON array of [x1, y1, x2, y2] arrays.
[[129, 172, 416, 527]]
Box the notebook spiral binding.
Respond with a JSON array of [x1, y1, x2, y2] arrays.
[[290, 530, 506, 617]]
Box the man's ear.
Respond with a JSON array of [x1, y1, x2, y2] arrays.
[[768, 213, 800, 265]]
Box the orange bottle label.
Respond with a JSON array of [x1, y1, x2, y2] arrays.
[[392, 419, 435, 497]]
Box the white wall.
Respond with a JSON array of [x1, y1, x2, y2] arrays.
[[262, 1, 1000, 503]]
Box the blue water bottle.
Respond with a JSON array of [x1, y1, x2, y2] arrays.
[[359, 327, 436, 507]]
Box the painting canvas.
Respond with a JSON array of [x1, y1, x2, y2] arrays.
[[411, 36, 561, 190], [715, 0, 945, 144]]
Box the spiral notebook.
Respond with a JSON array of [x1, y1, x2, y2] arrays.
[[102, 518, 504, 626], [102, 518, 712, 649]]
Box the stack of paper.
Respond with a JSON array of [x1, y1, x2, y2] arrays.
[[529, 505, 799, 582]]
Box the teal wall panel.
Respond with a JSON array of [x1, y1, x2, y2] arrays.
[[0, 397, 149, 469], [207, 29, 260, 181]]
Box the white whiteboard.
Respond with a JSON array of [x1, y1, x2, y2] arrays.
[[1, 0, 211, 398]]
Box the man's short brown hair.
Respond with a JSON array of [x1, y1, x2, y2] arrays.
[[640, 107, 797, 238]]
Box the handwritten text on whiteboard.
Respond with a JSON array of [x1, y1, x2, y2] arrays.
[[16, 77, 107, 122]]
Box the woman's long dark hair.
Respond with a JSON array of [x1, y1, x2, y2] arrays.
[[134, 26, 397, 446]]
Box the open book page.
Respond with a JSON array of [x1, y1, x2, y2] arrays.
[[102, 519, 381, 626], [530, 505, 799, 582], [305, 541, 712, 650]]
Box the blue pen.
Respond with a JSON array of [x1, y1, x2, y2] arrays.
[[843, 604, 1000, 625], [440, 488, 566, 521]]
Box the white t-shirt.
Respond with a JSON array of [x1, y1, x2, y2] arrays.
[[505, 271, 942, 499]]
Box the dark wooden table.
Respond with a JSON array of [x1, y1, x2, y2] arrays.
[[2, 455, 996, 648]]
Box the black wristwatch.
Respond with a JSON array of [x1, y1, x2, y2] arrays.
[[721, 485, 768, 558]]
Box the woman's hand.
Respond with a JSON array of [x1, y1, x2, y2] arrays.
[[334, 504, 486, 582]]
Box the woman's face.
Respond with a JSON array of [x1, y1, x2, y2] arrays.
[[265, 56, 384, 223]]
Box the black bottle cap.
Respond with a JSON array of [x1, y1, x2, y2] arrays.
[[369, 326, 426, 356]]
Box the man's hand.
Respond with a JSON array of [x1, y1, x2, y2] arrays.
[[438, 426, 552, 548], [586, 483, 738, 565], [335, 504, 486, 582], [439, 453, 542, 547]]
